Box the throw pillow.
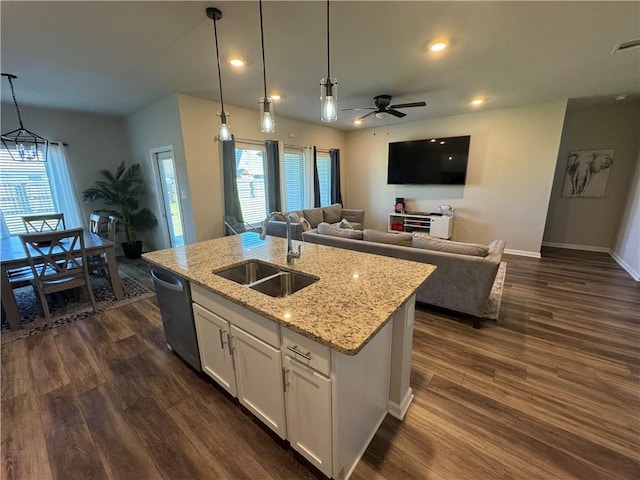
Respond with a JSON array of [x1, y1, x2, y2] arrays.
[[299, 217, 312, 232], [287, 211, 301, 223], [317, 222, 364, 239], [412, 233, 489, 257], [303, 208, 324, 228], [363, 229, 412, 247], [337, 218, 354, 229], [323, 203, 343, 224]]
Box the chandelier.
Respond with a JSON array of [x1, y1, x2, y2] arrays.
[[1, 73, 49, 162]]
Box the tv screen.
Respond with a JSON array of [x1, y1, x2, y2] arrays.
[[387, 135, 471, 185]]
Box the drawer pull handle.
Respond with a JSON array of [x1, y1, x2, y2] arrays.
[[287, 345, 311, 361], [218, 329, 227, 350]]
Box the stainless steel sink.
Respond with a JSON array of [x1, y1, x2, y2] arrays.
[[249, 271, 318, 298], [214, 260, 281, 285], [214, 260, 318, 297]]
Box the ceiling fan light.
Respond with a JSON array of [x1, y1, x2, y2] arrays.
[[259, 97, 275, 133], [320, 77, 337, 122]]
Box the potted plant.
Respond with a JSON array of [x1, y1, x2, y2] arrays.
[[82, 161, 158, 259]]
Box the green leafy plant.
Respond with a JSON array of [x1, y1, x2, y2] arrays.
[[82, 162, 158, 244]]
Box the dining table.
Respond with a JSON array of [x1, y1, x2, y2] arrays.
[[1, 231, 123, 331]]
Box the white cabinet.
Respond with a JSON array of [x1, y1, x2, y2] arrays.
[[193, 303, 237, 396], [282, 327, 333, 476], [231, 324, 287, 439], [388, 212, 453, 238]]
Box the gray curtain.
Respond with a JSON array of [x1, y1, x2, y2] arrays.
[[329, 148, 343, 205], [265, 140, 281, 213], [222, 136, 243, 222], [313, 146, 321, 208]]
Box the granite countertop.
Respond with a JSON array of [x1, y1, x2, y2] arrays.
[[143, 233, 435, 355]]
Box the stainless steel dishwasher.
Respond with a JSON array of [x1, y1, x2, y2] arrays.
[[149, 266, 201, 372]]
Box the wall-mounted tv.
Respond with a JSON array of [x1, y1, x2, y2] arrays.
[[387, 135, 471, 185]]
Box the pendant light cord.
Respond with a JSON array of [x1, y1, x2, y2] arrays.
[[4, 75, 25, 129], [259, 0, 268, 98], [326, 0, 331, 79], [212, 16, 226, 114]]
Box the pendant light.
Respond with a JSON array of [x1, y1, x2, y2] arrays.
[[320, 0, 337, 122], [1, 73, 49, 162], [258, 0, 275, 133], [206, 8, 232, 142]]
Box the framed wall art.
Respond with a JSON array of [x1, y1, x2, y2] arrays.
[[561, 149, 615, 198]]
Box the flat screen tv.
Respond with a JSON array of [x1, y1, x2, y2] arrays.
[[387, 135, 471, 185]]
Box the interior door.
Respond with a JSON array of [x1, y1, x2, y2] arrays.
[[154, 149, 185, 247]]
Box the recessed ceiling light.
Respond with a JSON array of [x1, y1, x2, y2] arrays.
[[430, 139, 436, 143], [229, 58, 245, 67], [271, 94, 281, 101], [440, 141, 446, 145], [616, 94, 627, 101], [353, 119, 362, 125], [470, 97, 486, 106], [429, 41, 448, 52]]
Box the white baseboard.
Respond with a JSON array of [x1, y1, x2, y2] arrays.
[[388, 388, 414, 421], [504, 248, 541, 258], [542, 241, 610, 253], [609, 250, 640, 282]]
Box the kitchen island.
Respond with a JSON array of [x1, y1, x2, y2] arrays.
[[143, 232, 435, 480]]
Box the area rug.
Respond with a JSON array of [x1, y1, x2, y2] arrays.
[[482, 261, 507, 320], [1, 273, 155, 344]]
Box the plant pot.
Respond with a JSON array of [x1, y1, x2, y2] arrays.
[[121, 241, 143, 259]]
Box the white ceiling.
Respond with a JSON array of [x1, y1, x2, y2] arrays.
[[1, 1, 639, 131]]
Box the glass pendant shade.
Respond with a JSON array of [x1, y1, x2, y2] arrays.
[[218, 112, 232, 142], [259, 97, 275, 133], [320, 78, 337, 122]]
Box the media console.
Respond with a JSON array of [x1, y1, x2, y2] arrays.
[[388, 212, 453, 239]]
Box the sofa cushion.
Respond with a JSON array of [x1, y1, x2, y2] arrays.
[[317, 222, 364, 239], [323, 203, 343, 224], [412, 233, 489, 257], [303, 208, 324, 228], [336, 218, 354, 229], [299, 217, 312, 232], [363, 229, 412, 247]]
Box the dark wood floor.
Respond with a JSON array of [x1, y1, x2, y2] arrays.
[[2, 248, 639, 480]]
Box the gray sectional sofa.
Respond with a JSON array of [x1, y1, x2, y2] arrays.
[[302, 224, 506, 328], [265, 203, 365, 241]]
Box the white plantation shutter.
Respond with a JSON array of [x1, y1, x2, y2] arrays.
[[0, 149, 55, 234], [283, 148, 305, 212]]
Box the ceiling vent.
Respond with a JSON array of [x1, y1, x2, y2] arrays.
[[613, 39, 640, 53]]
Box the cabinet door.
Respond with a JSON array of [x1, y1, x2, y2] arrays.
[[231, 325, 286, 438], [284, 356, 332, 477], [193, 303, 237, 396]]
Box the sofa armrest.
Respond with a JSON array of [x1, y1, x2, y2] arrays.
[[341, 209, 365, 227], [265, 220, 303, 241]]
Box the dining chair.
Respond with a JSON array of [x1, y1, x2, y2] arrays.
[[19, 227, 97, 324], [22, 213, 66, 233], [88, 215, 118, 279]]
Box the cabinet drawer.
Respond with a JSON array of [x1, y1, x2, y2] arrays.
[[192, 284, 279, 347], [282, 327, 330, 376]]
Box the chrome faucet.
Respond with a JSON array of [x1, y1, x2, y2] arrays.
[[260, 211, 301, 265]]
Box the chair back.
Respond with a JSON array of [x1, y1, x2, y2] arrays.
[[106, 216, 118, 242], [22, 213, 66, 233], [19, 228, 88, 283], [89, 213, 103, 235]]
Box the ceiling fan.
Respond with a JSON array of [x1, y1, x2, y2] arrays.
[[343, 95, 427, 119]]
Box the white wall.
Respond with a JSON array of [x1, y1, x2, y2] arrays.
[[125, 94, 195, 252], [176, 93, 346, 241], [345, 100, 568, 255], [1, 103, 131, 223], [543, 101, 640, 250], [612, 152, 640, 281]]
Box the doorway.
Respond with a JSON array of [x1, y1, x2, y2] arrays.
[[152, 148, 185, 247]]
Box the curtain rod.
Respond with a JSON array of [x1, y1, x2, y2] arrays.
[[50, 141, 69, 146]]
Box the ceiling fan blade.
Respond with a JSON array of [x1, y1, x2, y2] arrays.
[[387, 109, 407, 118], [357, 110, 377, 119], [389, 101, 427, 109], [342, 107, 375, 111]]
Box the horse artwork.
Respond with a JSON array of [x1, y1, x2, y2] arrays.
[[561, 149, 615, 198]]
